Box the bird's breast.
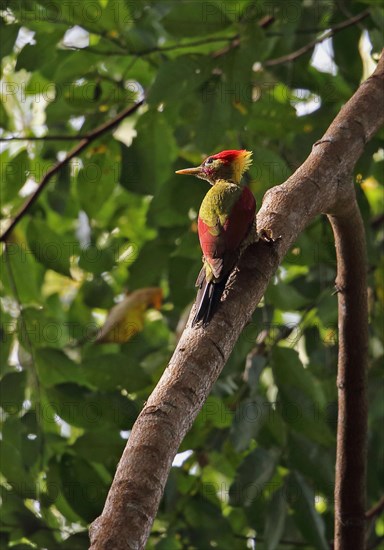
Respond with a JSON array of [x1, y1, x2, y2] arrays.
[[199, 180, 242, 227]]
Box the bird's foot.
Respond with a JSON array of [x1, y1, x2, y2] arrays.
[[258, 228, 282, 244]]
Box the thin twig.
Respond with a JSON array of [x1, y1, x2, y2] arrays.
[[129, 35, 237, 56], [0, 134, 88, 142], [0, 99, 144, 243], [365, 495, 384, 520], [371, 212, 384, 229], [264, 9, 369, 67], [17, 13, 128, 52], [212, 15, 274, 58], [87, 17, 275, 59], [235, 533, 314, 547], [368, 535, 384, 550], [83, 35, 237, 57]]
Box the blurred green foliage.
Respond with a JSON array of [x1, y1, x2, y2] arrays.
[[0, 1, 383, 548]]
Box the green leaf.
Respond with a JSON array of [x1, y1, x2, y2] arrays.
[[271, 348, 333, 445], [0, 439, 35, 497], [155, 536, 183, 550], [128, 240, 173, 289], [333, 25, 362, 86], [46, 384, 138, 430], [81, 277, 115, 308], [81, 353, 151, 392], [19, 308, 68, 350], [229, 396, 269, 452], [0, 313, 13, 376], [198, 396, 232, 429], [46, 462, 82, 524], [0, 20, 20, 57], [287, 472, 328, 550], [0, 99, 9, 130], [260, 406, 287, 447], [287, 432, 334, 496], [251, 147, 291, 189], [317, 293, 338, 327], [78, 246, 116, 276], [183, 495, 233, 542], [119, 112, 177, 195], [1, 240, 42, 303], [272, 347, 325, 408], [147, 172, 206, 228], [168, 255, 197, 308], [60, 533, 91, 550], [195, 79, 231, 151], [16, 30, 63, 73], [0, 371, 27, 414], [47, 163, 77, 217], [148, 55, 212, 106], [59, 453, 108, 522], [264, 488, 287, 550], [77, 150, 118, 219], [0, 486, 43, 541], [229, 447, 278, 506], [0, 150, 29, 203], [26, 219, 72, 276], [162, 1, 232, 37], [72, 430, 125, 468], [36, 348, 87, 388], [266, 281, 309, 310]]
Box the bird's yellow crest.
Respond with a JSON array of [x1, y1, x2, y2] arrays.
[[233, 150, 253, 182]]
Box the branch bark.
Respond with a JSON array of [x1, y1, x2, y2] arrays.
[[89, 54, 384, 550], [329, 197, 368, 550]]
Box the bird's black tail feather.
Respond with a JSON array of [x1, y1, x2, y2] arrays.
[[192, 268, 229, 326]]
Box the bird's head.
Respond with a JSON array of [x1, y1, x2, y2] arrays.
[[176, 149, 253, 185]]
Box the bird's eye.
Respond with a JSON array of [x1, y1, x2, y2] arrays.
[[206, 157, 214, 164]]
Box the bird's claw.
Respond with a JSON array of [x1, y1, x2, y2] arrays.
[[258, 228, 282, 244]]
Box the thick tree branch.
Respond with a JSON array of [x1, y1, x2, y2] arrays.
[[89, 55, 384, 550], [0, 99, 144, 243]]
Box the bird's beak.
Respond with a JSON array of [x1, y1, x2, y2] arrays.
[[175, 166, 202, 176]]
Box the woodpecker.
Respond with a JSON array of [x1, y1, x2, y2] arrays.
[[176, 150, 256, 326]]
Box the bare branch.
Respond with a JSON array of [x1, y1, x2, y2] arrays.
[[89, 54, 384, 550], [264, 10, 369, 67], [0, 100, 144, 243]]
